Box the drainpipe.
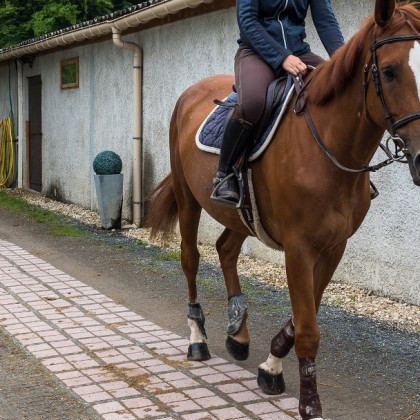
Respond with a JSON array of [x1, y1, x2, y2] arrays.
[[112, 27, 143, 226], [17, 60, 24, 188]]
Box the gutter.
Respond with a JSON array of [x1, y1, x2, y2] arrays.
[[0, 0, 214, 63]]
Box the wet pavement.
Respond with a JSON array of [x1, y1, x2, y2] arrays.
[[0, 239, 309, 420]]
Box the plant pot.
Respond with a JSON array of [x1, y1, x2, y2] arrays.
[[94, 173, 123, 229]]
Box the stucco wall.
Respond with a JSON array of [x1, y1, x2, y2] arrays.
[[0, 0, 418, 304], [20, 42, 134, 216]]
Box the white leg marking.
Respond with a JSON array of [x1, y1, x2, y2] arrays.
[[188, 318, 206, 344], [409, 41, 420, 102], [258, 353, 283, 375]]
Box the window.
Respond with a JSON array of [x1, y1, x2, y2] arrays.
[[60, 57, 79, 89]]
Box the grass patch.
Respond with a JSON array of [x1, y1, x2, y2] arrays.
[[49, 225, 88, 237], [0, 189, 88, 238], [196, 276, 213, 287], [154, 249, 182, 261], [0, 190, 32, 213]]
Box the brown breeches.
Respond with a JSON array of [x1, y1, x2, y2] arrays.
[[234, 47, 324, 124]]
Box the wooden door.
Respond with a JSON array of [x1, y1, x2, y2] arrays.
[[28, 75, 42, 192]]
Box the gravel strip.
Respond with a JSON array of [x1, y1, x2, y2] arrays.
[[4, 188, 419, 334]]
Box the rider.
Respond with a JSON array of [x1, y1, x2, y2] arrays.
[[211, 0, 345, 206]]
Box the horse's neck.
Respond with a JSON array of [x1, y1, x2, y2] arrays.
[[310, 78, 384, 169]]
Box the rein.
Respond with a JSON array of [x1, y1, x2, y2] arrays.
[[293, 31, 420, 174]]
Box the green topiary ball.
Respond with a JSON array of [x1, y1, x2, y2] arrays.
[[93, 150, 122, 175]]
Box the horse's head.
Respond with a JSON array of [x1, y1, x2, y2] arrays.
[[368, 0, 420, 185]]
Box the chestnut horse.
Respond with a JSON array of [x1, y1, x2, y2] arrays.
[[146, 1, 420, 418]]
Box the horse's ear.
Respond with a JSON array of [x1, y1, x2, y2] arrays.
[[375, 0, 396, 26]]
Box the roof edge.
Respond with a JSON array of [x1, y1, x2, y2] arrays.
[[0, 0, 214, 62]]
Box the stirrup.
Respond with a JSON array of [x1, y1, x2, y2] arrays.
[[210, 169, 246, 209], [210, 173, 239, 208]]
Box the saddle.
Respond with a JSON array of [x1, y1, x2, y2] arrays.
[[196, 74, 294, 162], [196, 74, 295, 246]]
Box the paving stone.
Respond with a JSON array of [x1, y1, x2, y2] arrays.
[[0, 239, 301, 420]]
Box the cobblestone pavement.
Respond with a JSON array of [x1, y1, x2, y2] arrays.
[[0, 239, 326, 420]]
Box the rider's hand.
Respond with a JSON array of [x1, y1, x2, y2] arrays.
[[282, 55, 307, 77]]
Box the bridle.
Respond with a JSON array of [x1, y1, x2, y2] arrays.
[[294, 29, 420, 173], [367, 32, 420, 137]]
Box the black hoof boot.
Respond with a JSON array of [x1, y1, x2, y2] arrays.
[[225, 336, 249, 361], [257, 368, 286, 395], [187, 343, 211, 361]]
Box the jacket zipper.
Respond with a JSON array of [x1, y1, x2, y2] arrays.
[[277, 0, 288, 48]]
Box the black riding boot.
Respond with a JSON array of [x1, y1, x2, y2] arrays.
[[211, 106, 253, 206]]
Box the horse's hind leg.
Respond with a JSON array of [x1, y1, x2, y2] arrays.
[[172, 179, 210, 361], [216, 228, 250, 361]]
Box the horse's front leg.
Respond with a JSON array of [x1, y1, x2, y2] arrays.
[[216, 228, 250, 361], [284, 248, 323, 420], [258, 242, 347, 420], [296, 241, 347, 420], [258, 245, 322, 419]]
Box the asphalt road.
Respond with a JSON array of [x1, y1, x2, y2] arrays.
[[0, 204, 418, 420]]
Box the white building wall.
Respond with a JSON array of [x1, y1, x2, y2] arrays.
[[20, 42, 134, 216], [0, 0, 418, 304]]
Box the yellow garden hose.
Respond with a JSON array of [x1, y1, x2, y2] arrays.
[[0, 117, 15, 188]]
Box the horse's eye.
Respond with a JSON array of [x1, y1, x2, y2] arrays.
[[382, 67, 396, 81]]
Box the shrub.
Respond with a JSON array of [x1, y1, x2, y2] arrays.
[[93, 150, 122, 175]]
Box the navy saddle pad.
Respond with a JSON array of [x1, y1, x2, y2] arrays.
[[195, 76, 294, 162]]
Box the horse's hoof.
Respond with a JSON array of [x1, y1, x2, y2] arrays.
[[257, 368, 285, 395], [187, 343, 211, 361], [225, 335, 249, 361]]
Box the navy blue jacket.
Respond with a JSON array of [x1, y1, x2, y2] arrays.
[[237, 0, 344, 71]]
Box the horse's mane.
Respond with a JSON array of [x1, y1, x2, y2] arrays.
[[307, 4, 420, 105]]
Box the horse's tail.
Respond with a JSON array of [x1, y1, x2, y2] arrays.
[[144, 174, 179, 239]]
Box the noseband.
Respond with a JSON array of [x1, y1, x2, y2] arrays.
[[294, 30, 420, 173]]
